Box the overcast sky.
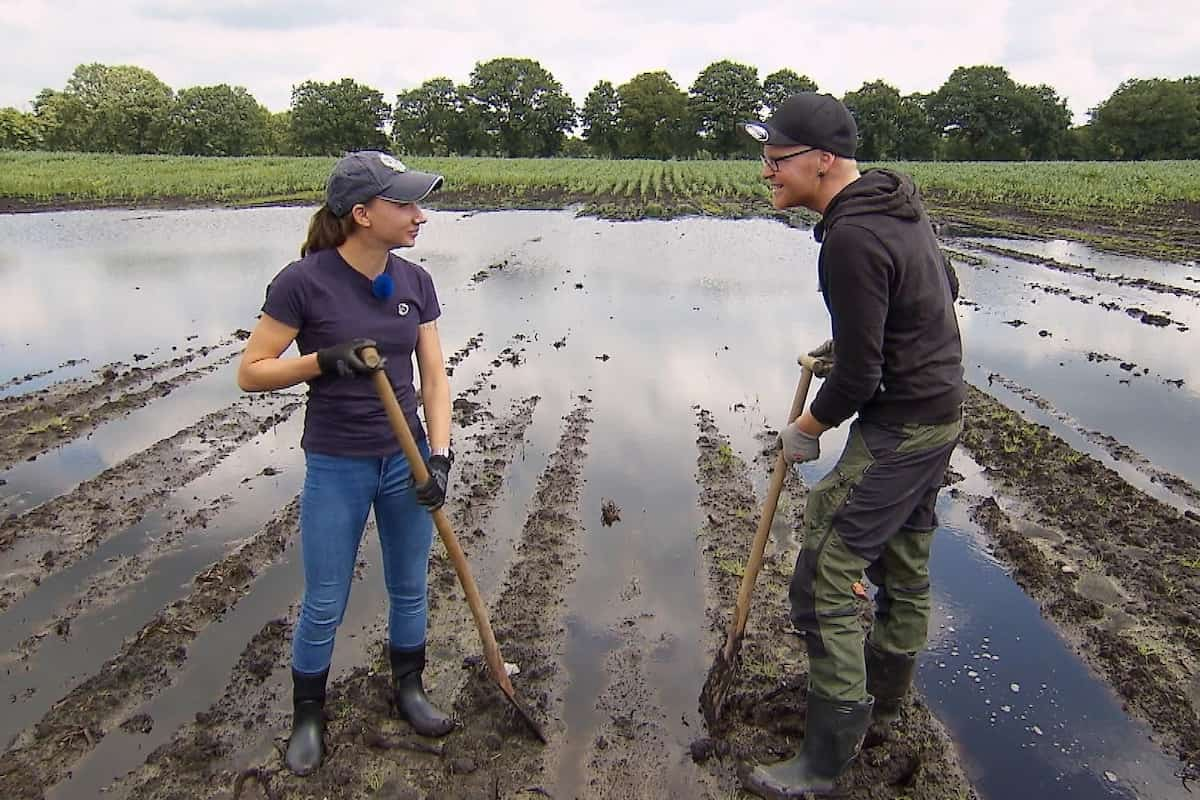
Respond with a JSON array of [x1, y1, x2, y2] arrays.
[[2, 0, 1197, 125]]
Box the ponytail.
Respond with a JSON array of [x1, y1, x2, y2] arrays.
[[301, 205, 357, 257]]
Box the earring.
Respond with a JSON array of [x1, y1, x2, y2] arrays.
[[817, 170, 826, 178]]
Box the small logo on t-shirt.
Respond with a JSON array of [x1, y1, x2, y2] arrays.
[[397, 302, 410, 316]]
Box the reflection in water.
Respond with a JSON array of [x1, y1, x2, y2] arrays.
[[1, 209, 1197, 797]]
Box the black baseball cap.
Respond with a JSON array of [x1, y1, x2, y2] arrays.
[[326, 150, 444, 216], [741, 93, 858, 159]]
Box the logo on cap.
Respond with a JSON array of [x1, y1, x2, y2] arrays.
[[379, 154, 407, 173], [744, 123, 770, 143]]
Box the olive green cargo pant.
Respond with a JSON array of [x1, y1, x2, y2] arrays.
[[788, 416, 962, 702]]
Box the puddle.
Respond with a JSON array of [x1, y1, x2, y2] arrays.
[[919, 451, 1185, 799]]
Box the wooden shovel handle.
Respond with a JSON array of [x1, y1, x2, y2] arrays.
[[361, 347, 516, 698], [721, 364, 814, 661]]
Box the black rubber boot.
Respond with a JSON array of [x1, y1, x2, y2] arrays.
[[739, 693, 873, 798], [389, 644, 455, 737], [285, 668, 328, 776], [865, 640, 916, 723]]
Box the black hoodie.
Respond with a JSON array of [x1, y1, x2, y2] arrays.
[[808, 169, 964, 427]]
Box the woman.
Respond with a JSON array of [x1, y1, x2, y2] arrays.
[[237, 150, 455, 776]]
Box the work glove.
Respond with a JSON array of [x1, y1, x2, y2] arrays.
[[806, 339, 834, 359], [780, 422, 821, 464], [415, 453, 452, 511], [316, 338, 382, 377]]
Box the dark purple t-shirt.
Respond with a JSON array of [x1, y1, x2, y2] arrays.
[[261, 248, 441, 456]]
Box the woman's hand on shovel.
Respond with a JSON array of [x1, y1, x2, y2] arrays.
[[317, 338, 384, 377], [415, 453, 452, 511]]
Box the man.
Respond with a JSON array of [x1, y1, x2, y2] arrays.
[[738, 93, 964, 798]]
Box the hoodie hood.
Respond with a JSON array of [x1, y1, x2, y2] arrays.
[[814, 169, 924, 243]]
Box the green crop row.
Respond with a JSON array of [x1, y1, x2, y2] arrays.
[[3, 151, 1198, 213]]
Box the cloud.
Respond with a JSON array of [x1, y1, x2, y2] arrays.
[[0, 0, 1196, 126]]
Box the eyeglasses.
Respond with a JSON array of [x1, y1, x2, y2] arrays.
[[761, 147, 816, 172]]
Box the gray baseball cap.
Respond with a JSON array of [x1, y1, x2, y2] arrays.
[[326, 150, 444, 216]]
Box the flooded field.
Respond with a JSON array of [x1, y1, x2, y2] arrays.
[[1, 207, 1198, 799]]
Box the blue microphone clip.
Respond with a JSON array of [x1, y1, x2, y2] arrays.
[[371, 273, 395, 299]]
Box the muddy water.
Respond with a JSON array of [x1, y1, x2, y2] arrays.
[[1, 208, 1197, 798]]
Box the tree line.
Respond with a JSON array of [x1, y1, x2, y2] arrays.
[[1, 59, 1197, 161]]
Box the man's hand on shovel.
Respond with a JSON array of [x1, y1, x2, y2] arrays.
[[779, 342, 835, 464], [781, 423, 821, 464]]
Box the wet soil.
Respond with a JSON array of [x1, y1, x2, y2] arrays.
[[690, 410, 978, 799], [958, 382, 1200, 764]]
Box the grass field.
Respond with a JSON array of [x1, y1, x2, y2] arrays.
[[3, 151, 1199, 259]]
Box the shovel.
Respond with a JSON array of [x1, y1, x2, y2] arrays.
[[699, 352, 829, 728], [361, 347, 547, 744]]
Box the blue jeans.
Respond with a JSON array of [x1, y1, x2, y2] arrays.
[[292, 444, 434, 676]]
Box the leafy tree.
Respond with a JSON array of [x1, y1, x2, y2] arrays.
[[560, 136, 591, 158], [167, 84, 270, 156], [895, 93, 939, 160], [32, 64, 174, 153], [1014, 84, 1072, 160], [290, 78, 390, 156], [1062, 124, 1098, 160], [265, 111, 296, 155], [762, 69, 819, 115], [581, 80, 621, 158], [1090, 78, 1200, 160], [931, 67, 1072, 160], [394, 78, 467, 156], [930, 65, 1027, 160], [842, 80, 903, 161], [689, 60, 760, 157], [616, 71, 696, 159], [466, 58, 576, 157], [31, 89, 75, 150], [0, 107, 43, 150]]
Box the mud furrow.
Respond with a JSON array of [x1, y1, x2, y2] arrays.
[[0, 394, 301, 612], [959, 382, 1200, 762], [0, 347, 243, 471], [103, 617, 296, 800], [962, 241, 1200, 302], [0, 498, 300, 798], [108, 392, 545, 800], [0, 358, 87, 394], [421, 398, 593, 798], [444, 331, 485, 377], [689, 409, 978, 800], [8, 494, 231, 662], [572, 628, 685, 799], [985, 371, 1200, 509]]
